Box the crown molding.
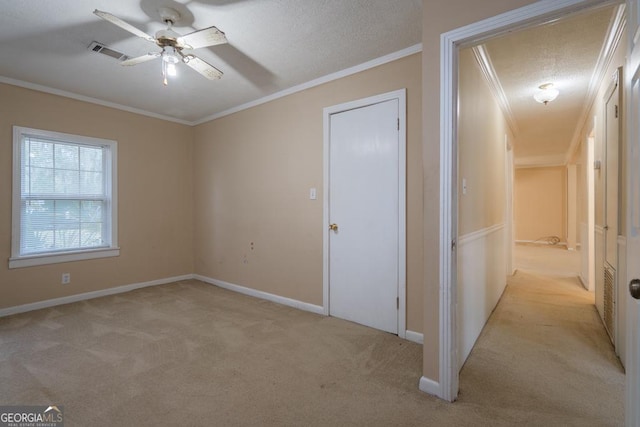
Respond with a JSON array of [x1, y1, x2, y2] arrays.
[[193, 43, 423, 125], [515, 154, 567, 168], [565, 3, 626, 164], [471, 45, 520, 136]]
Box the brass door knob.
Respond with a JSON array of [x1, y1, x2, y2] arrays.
[[329, 223, 338, 231]]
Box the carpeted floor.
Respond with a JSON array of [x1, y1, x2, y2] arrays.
[[0, 272, 624, 426]]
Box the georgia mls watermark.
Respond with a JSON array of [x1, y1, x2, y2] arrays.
[[0, 406, 63, 427]]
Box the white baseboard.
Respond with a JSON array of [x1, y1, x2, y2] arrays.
[[195, 275, 325, 315], [3, 273, 419, 346], [405, 330, 424, 344], [0, 274, 195, 317], [419, 376, 440, 397]]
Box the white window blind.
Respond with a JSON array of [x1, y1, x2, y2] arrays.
[[11, 127, 119, 268]]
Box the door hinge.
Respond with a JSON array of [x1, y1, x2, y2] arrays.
[[397, 297, 399, 309], [451, 239, 456, 251], [615, 105, 619, 118], [397, 118, 400, 130]]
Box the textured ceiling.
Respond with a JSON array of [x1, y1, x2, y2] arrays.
[[0, 0, 422, 124], [482, 5, 619, 166]]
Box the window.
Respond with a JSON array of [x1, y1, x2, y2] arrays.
[[10, 126, 119, 268]]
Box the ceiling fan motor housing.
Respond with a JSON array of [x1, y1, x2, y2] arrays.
[[156, 28, 181, 48]]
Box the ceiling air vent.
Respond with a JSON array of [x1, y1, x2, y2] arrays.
[[87, 41, 129, 61]]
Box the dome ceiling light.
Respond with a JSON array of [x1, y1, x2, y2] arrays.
[[533, 82, 560, 105]]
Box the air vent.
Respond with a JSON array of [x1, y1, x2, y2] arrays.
[[87, 41, 128, 61], [603, 264, 615, 343]]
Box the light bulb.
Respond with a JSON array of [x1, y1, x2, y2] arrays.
[[166, 62, 177, 77]]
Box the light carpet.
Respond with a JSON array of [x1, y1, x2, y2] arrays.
[[0, 274, 623, 426]]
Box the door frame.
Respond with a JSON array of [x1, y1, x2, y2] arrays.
[[322, 89, 407, 339], [437, 0, 624, 402]]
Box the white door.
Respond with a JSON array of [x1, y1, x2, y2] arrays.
[[327, 98, 400, 334], [625, 1, 640, 425]]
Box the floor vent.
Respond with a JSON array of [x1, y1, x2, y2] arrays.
[[603, 264, 615, 343], [87, 41, 128, 61]]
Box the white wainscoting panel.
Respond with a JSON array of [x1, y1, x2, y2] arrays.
[[457, 223, 506, 369]]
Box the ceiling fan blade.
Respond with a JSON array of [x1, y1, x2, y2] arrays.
[[93, 9, 156, 43], [179, 26, 227, 50], [121, 52, 161, 66], [184, 55, 223, 80]]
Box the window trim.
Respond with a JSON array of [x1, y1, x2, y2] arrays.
[[9, 126, 119, 269]]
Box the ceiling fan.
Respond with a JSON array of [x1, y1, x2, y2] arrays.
[[93, 7, 227, 85]]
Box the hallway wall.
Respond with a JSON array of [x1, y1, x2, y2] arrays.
[[456, 47, 509, 368], [572, 26, 627, 365], [421, 0, 538, 387]]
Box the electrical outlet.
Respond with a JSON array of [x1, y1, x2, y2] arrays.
[[61, 273, 71, 285]]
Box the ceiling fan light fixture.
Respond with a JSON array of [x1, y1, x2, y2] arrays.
[[93, 9, 227, 85], [534, 83, 559, 105]]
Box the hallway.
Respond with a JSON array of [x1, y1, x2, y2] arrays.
[[457, 246, 624, 425]]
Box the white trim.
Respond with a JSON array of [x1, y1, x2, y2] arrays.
[[458, 223, 505, 245], [419, 376, 441, 396], [0, 76, 192, 126], [565, 4, 627, 164], [0, 274, 194, 317], [194, 44, 421, 125], [438, 0, 616, 404], [10, 126, 119, 269], [9, 248, 120, 269], [195, 275, 324, 315], [579, 274, 589, 289], [322, 89, 407, 338], [471, 45, 520, 135], [406, 330, 424, 345], [515, 239, 568, 246], [1, 44, 422, 127], [515, 155, 567, 168]]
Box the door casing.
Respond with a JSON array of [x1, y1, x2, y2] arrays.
[[433, 0, 625, 403]]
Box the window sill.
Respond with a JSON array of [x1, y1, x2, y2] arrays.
[[9, 247, 120, 269]]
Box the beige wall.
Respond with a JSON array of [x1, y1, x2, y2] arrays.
[[458, 48, 507, 235], [193, 53, 424, 332], [0, 84, 194, 308], [514, 166, 567, 243], [422, 0, 538, 382], [2, 55, 422, 332], [456, 47, 509, 367]]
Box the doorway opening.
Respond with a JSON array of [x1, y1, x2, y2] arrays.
[[434, 0, 627, 403]]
